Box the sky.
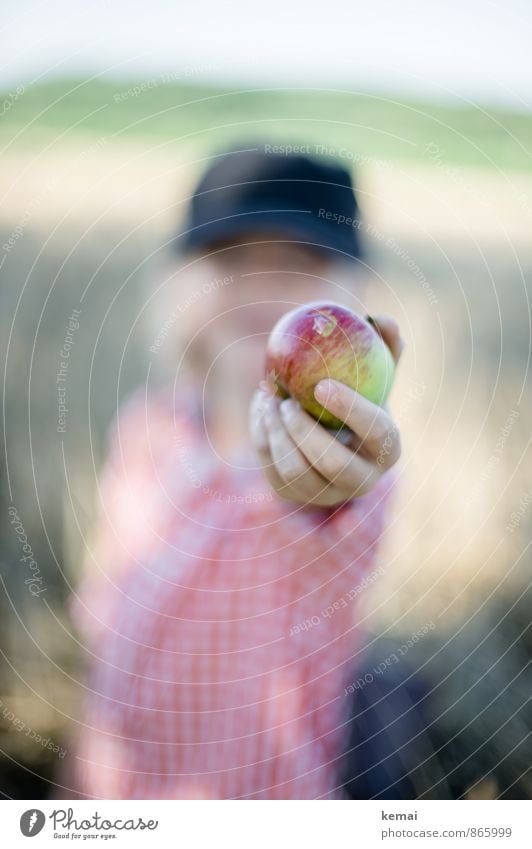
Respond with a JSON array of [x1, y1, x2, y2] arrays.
[[1, 0, 531, 111]]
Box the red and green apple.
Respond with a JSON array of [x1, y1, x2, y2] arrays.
[[264, 301, 395, 429]]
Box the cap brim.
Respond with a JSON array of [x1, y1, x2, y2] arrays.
[[176, 210, 363, 262]]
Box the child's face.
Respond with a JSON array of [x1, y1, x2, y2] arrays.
[[207, 239, 334, 333], [171, 235, 367, 387], [183, 235, 363, 333]]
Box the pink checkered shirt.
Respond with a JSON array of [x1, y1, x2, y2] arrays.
[[70, 378, 396, 799]]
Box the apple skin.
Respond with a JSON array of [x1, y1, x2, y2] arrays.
[[264, 301, 395, 429]]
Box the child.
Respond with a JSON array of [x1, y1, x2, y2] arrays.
[[69, 147, 403, 799]]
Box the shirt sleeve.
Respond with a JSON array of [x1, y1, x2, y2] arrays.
[[272, 466, 398, 606], [68, 386, 183, 650], [272, 470, 398, 771]]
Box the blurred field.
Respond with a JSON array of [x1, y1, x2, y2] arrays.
[[1, 80, 531, 798], [2, 78, 532, 172]]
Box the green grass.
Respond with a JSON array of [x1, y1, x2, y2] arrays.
[[1, 77, 531, 172]]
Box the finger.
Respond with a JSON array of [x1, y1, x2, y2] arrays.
[[264, 401, 332, 498], [264, 406, 350, 506], [251, 389, 365, 505], [313, 379, 401, 468], [279, 398, 379, 495], [250, 390, 329, 502], [367, 314, 404, 364], [249, 388, 272, 454], [250, 390, 297, 496]]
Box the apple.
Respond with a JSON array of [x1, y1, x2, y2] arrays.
[[264, 301, 395, 429]]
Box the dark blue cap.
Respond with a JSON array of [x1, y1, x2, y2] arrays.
[[176, 145, 364, 261]]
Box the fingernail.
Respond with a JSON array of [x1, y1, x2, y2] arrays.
[[314, 379, 334, 402], [280, 398, 299, 418]]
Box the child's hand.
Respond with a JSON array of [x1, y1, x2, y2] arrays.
[[250, 316, 404, 507]]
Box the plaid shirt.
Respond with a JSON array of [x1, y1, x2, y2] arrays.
[[70, 379, 396, 799]]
